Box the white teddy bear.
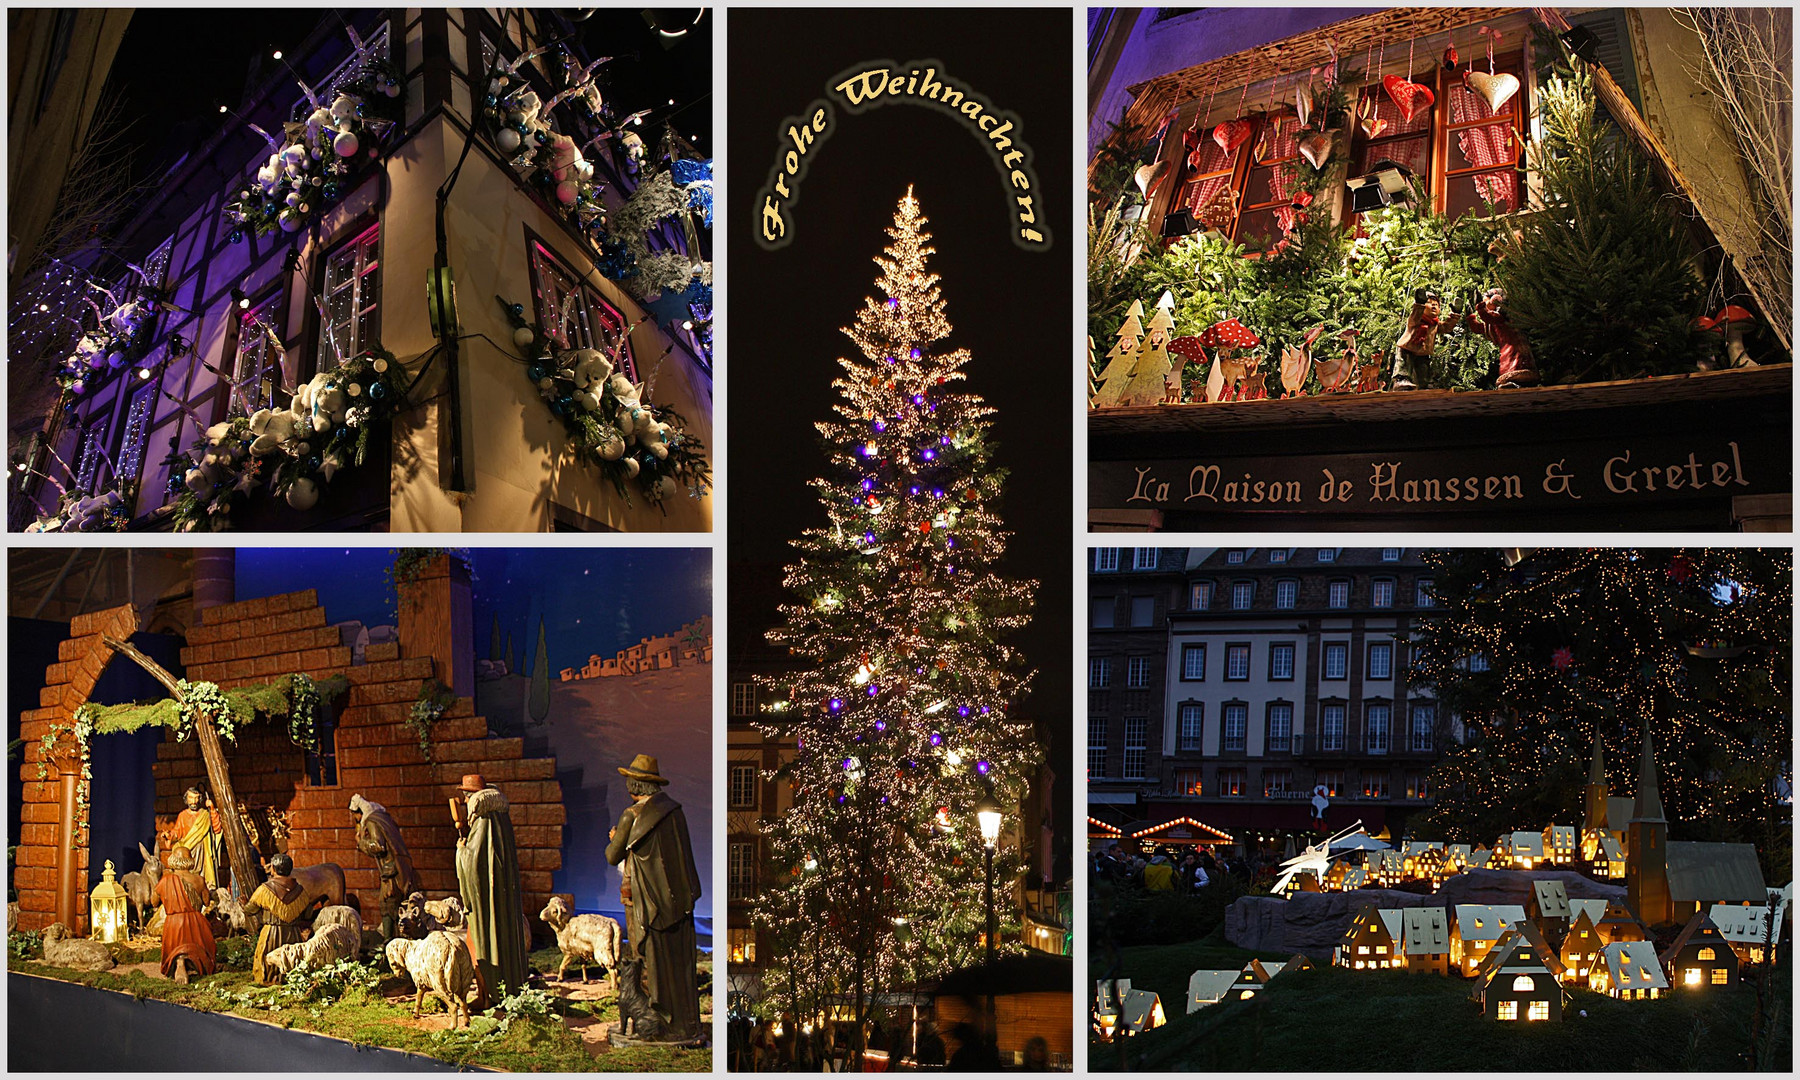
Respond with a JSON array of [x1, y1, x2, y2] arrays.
[[247, 408, 301, 456], [566, 348, 614, 412]]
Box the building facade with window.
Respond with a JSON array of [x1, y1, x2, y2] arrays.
[[1091, 547, 1451, 842], [1087, 546, 1189, 815], [1087, 7, 1790, 533], [13, 9, 711, 532]]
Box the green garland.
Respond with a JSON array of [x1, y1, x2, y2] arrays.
[[177, 680, 239, 743], [406, 678, 459, 763], [497, 297, 712, 510], [33, 713, 95, 837], [172, 346, 409, 532], [54, 673, 349, 755]]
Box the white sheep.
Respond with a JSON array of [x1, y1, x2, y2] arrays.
[[384, 931, 475, 1027], [42, 923, 115, 971], [312, 904, 363, 938], [423, 896, 465, 929], [263, 921, 360, 979], [538, 895, 620, 992]]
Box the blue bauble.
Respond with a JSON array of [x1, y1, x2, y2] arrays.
[[307, 455, 323, 470], [368, 382, 386, 401], [334, 426, 351, 442], [510, 303, 525, 319], [484, 94, 498, 107], [228, 230, 244, 245], [527, 363, 549, 383]]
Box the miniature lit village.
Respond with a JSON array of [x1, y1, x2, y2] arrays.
[[1096, 730, 1789, 1038]]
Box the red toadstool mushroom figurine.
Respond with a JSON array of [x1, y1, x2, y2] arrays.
[[1198, 318, 1263, 401], [1167, 335, 1208, 402]]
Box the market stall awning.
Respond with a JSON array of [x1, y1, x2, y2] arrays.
[[1130, 816, 1234, 845]]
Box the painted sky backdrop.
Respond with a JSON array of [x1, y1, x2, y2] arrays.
[[237, 548, 712, 672]]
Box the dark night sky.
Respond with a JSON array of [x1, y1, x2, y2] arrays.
[[103, 9, 710, 201], [237, 548, 711, 674], [727, 11, 1074, 771]]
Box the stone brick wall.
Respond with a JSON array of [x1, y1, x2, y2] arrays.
[[14, 603, 139, 931], [15, 588, 565, 933]]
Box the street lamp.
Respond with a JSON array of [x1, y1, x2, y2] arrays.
[[975, 790, 1003, 965]]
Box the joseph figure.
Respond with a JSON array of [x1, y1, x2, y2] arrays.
[[455, 774, 528, 1004], [350, 793, 421, 940], [170, 785, 222, 890], [605, 754, 702, 1040]]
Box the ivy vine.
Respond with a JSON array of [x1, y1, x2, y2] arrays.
[[406, 678, 459, 763], [176, 680, 239, 744]]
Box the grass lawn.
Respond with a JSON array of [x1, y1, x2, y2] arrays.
[[12, 942, 712, 1072], [1092, 954, 1792, 1072]]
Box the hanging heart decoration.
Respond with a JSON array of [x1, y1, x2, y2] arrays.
[[1181, 119, 1204, 178], [1212, 118, 1254, 154], [1294, 83, 1315, 129], [1464, 70, 1520, 113], [1134, 161, 1168, 201], [1442, 43, 1459, 70], [1297, 130, 1334, 170], [1382, 75, 1434, 123], [1360, 113, 1390, 140]]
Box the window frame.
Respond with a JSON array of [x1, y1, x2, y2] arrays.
[[1266, 701, 1293, 752], [1231, 580, 1254, 610], [1269, 641, 1296, 681], [1126, 656, 1152, 688], [1320, 702, 1346, 751], [1122, 716, 1149, 779], [728, 840, 759, 901], [1178, 702, 1204, 751], [1372, 577, 1396, 608], [1180, 643, 1206, 681], [1190, 580, 1213, 610], [1133, 547, 1159, 570], [315, 221, 382, 373], [1410, 701, 1436, 752], [1366, 702, 1391, 754], [1089, 657, 1113, 689], [1367, 641, 1393, 680], [1094, 548, 1120, 572], [1416, 577, 1436, 607], [1224, 643, 1251, 681], [1322, 642, 1348, 680], [1274, 578, 1297, 609], [731, 682, 755, 716], [1328, 580, 1350, 609], [528, 234, 638, 382], [1129, 595, 1157, 627], [727, 762, 758, 810], [1222, 702, 1247, 752]]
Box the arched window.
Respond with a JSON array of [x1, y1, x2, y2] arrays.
[[1697, 947, 1715, 961], [1511, 974, 1534, 992]]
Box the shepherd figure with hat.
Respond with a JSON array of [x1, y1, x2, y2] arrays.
[[454, 773, 528, 1004], [606, 753, 703, 1040]]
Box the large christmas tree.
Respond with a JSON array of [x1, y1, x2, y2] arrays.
[[1411, 548, 1790, 883], [752, 189, 1041, 1041]]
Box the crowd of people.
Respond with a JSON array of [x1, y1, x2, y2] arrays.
[[726, 1008, 1058, 1071], [1090, 842, 1279, 893]]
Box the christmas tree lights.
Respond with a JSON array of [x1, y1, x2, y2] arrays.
[[751, 189, 1042, 1036], [1411, 548, 1790, 885]]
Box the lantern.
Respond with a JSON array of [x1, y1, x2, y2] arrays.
[[90, 860, 130, 943]]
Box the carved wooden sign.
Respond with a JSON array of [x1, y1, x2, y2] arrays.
[[1091, 436, 1784, 515]]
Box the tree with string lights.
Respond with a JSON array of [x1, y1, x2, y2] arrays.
[[751, 188, 1041, 1049], [1410, 548, 1791, 884]]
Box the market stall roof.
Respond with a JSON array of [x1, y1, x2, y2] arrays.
[[1088, 816, 1124, 838], [1131, 816, 1234, 843]]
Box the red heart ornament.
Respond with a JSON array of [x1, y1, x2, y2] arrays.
[[1212, 118, 1253, 155], [1359, 114, 1390, 140], [1382, 75, 1435, 123]]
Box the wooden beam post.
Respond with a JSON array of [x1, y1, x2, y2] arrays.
[[100, 634, 263, 897]]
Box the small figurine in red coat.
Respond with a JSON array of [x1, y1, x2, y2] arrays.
[[1466, 287, 1539, 388], [1391, 288, 1459, 391]]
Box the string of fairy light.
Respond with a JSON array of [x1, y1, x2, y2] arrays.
[[1411, 548, 1789, 845], [752, 191, 1043, 998]]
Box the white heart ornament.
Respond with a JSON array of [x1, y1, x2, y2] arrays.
[[1297, 130, 1334, 170], [1464, 70, 1520, 113]]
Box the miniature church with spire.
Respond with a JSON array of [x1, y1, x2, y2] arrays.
[[1599, 727, 1769, 929]]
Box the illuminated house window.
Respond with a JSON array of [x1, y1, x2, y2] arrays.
[[318, 223, 381, 370], [1173, 769, 1203, 795], [1685, 968, 1703, 985], [1191, 580, 1212, 609], [1512, 975, 1534, 992], [1527, 1000, 1549, 1021], [728, 927, 757, 964], [1711, 968, 1728, 985], [1497, 1001, 1517, 1020], [234, 293, 286, 400], [117, 381, 158, 493], [530, 240, 636, 381], [1697, 947, 1715, 961]]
